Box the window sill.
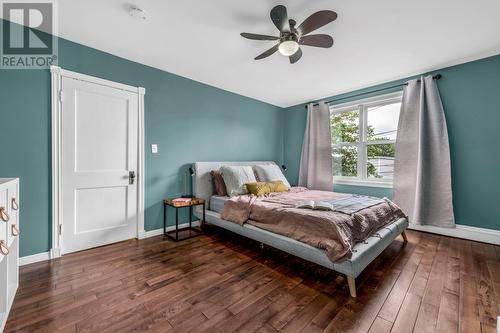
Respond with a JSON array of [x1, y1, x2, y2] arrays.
[[333, 178, 393, 188]]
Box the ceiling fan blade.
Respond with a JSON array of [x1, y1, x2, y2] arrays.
[[299, 34, 334, 48], [297, 10, 337, 36], [270, 5, 289, 32], [240, 33, 279, 41], [289, 48, 303, 64], [255, 44, 279, 60]]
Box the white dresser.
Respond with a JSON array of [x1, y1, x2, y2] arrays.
[[0, 179, 19, 332]]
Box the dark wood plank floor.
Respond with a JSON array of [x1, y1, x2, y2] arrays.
[[6, 227, 499, 332]]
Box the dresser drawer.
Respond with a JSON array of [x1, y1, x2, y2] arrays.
[[7, 182, 19, 247], [0, 178, 19, 332], [0, 188, 8, 262]]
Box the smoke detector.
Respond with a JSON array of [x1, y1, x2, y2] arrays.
[[129, 7, 147, 20]]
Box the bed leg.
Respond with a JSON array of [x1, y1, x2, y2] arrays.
[[260, 242, 264, 250], [401, 231, 408, 243], [347, 276, 357, 298]]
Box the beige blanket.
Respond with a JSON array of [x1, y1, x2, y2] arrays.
[[221, 188, 405, 262]]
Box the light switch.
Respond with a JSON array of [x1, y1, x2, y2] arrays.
[[151, 144, 158, 154]]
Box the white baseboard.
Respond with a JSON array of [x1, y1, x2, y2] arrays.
[[138, 220, 201, 239], [21, 221, 496, 266], [21, 221, 202, 266], [138, 228, 163, 239], [408, 223, 500, 245], [19, 251, 51, 266]]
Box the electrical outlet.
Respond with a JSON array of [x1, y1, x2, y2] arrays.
[[151, 144, 158, 154]]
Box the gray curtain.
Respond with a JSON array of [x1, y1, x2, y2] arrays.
[[393, 75, 455, 227], [298, 102, 333, 191]]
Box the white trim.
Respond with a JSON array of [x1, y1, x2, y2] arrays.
[[18, 221, 498, 267], [138, 220, 202, 239], [408, 224, 500, 245], [56, 67, 142, 93], [19, 251, 51, 266], [138, 229, 164, 239], [21, 220, 202, 266], [331, 91, 401, 184], [333, 178, 393, 188], [330, 91, 403, 110], [50, 247, 61, 258], [50, 65, 146, 258], [137, 87, 146, 238], [50, 65, 62, 258]]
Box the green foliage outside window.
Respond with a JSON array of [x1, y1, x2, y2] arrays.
[[331, 111, 395, 178]]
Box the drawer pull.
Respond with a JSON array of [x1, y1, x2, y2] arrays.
[[11, 198, 19, 211], [0, 241, 9, 255], [0, 207, 9, 222], [11, 225, 19, 236]]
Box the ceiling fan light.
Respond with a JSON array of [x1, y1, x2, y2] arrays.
[[278, 40, 299, 56]]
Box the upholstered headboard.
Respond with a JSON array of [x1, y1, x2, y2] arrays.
[[192, 161, 278, 203]]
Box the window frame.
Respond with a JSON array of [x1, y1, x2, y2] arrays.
[[330, 91, 403, 188]]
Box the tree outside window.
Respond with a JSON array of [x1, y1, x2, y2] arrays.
[[330, 94, 401, 182]]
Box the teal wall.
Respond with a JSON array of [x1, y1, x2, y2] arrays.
[[0, 35, 284, 257], [284, 54, 500, 231], [1, 22, 499, 258]]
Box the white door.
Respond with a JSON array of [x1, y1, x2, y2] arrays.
[[61, 77, 139, 254]]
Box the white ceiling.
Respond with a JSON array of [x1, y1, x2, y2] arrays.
[[54, 1, 500, 107]]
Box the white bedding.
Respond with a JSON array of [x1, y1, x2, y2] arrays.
[[210, 195, 230, 214], [220, 165, 256, 196]]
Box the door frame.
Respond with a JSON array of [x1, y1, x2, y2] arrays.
[[50, 65, 146, 258]]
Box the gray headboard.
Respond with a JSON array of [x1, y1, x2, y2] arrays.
[[192, 161, 278, 203]]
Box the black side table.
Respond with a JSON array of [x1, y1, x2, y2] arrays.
[[163, 198, 205, 241]]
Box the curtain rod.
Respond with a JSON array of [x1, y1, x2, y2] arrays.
[[305, 74, 442, 108]]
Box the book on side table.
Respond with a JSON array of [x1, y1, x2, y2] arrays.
[[163, 197, 205, 241]]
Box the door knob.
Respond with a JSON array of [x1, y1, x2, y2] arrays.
[[129, 171, 136, 185]]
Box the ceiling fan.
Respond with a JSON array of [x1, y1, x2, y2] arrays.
[[240, 5, 337, 64]]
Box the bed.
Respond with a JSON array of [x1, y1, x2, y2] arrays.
[[192, 161, 408, 297]]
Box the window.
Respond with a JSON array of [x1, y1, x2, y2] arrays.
[[330, 92, 402, 187]]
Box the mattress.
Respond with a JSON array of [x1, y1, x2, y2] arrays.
[[210, 195, 230, 214]]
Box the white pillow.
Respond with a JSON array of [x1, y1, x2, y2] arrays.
[[220, 165, 257, 197], [253, 164, 291, 188]]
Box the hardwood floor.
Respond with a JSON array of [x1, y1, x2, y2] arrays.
[[6, 227, 499, 332]]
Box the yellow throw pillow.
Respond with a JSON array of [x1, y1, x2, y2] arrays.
[[245, 182, 270, 196], [269, 180, 289, 192], [245, 181, 288, 196]]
